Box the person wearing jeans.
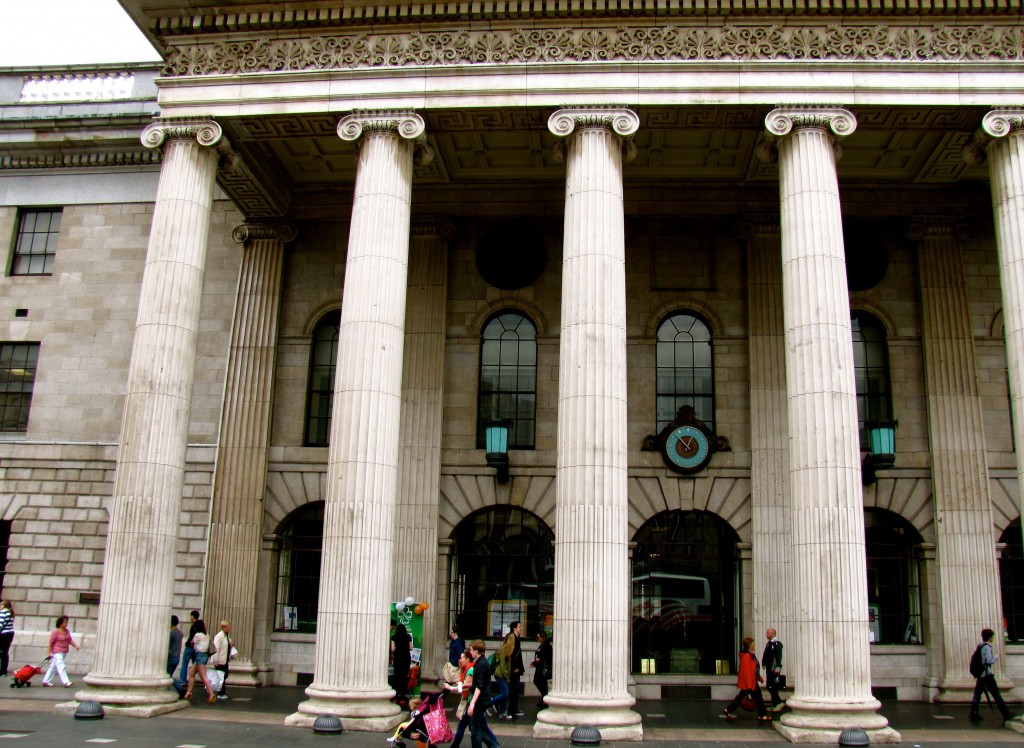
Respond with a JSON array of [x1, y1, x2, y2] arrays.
[[0, 600, 15, 678]]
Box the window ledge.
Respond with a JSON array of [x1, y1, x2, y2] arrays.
[[868, 643, 927, 654], [270, 631, 317, 642]]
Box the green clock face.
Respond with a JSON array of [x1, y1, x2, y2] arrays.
[[662, 424, 712, 475]]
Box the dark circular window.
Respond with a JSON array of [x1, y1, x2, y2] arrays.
[[844, 222, 889, 292], [475, 221, 547, 290]]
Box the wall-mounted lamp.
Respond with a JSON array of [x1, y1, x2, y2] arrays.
[[863, 419, 898, 485], [485, 419, 512, 483]]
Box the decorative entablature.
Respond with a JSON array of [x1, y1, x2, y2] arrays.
[[145, 0, 1024, 37], [162, 20, 1024, 75]]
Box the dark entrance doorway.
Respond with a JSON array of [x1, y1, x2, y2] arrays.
[[631, 510, 738, 675]]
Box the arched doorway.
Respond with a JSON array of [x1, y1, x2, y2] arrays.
[[631, 510, 739, 674], [451, 506, 554, 638], [864, 508, 924, 644]]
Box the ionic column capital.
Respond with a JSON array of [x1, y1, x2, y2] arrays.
[[764, 106, 857, 138], [548, 106, 640, 164], [231, 220, 298, 245], [963, 109, 1024, 165], [337, 109, 433, 165], [760, 106, 856, 163], [905, 217, 972, 242], [141, 117, 224, 150], [411, 217, 459, 239]]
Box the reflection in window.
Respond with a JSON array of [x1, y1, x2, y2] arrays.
[[631, 510, 738, 674], [865, 508, 923, 645], [1000, 519, 1024, 642], [656, 312, 714, 433], [274, 502, 324, 633], [0, 343, 39, 432], [451, 506, 554, 638], [477, 312, 537, 449], [304, 311, 340, 447], [12, 209, 61, 276], [852, 311, 892, 451]]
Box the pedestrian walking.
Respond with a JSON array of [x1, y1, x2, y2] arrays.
[[506, 621, 525, 718], [41, 615, 79, 688], [167, 615, 183, 677], [763, 627, 784, 711], [175, 610, 201, 691], [530, 630, 552, 710], [210, 620, 233, 699], [467, 640, 500, 748], [723, 637, 771, 722], [969, 627, 1014, 722], [0, 600, 15, 678]]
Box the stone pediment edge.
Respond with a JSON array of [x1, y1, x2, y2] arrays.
[[149, 1, 1024, 37], [163, 20, 1024, 77]]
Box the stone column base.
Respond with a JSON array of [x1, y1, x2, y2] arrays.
[[776, 700, 900, 744], [285, 686, 403, 731], [533, 699, 643, 742], [56, 698, 188, 718], [936, 677, 1022, 704], [225, 661, 273, 687]]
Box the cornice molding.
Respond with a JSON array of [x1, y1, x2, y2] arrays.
[[162, 21, 1024, 76], [146, 2, 1024, 37], [0, 150, 161, 170]]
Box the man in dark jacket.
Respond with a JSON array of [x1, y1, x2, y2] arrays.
[[506, 621, 525, 718], [763, 628, 784, 711], [531, 630, 552, 709], [174, 610, 202, 691], [970, 628, 1014, 722], [468, 640, 499, 748]]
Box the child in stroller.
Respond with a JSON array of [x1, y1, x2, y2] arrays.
[[387, 691, 448, 748]]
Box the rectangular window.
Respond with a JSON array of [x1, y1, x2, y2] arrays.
[[11, 208, 62, 276], [0, 343, 40, 432]]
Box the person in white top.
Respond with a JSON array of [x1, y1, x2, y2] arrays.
[[209, 620, 234, 700]]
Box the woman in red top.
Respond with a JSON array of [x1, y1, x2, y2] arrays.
[[723, 637, 771, 721]]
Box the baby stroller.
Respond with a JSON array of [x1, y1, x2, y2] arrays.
[[387, 691, 452, 748], [10, 656, 51, 688]]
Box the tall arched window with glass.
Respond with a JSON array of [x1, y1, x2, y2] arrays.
[[274, 502, 324, 633], [477, 311, 537, 449], [852, 311, 893, 450], [304, 310, 340, 447], [656, 312, 714, 433]]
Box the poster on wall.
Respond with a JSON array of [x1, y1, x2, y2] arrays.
[[488, 599, 527, 637], [283, 606, 298, 631]]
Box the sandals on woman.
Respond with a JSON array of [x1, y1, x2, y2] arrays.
[[183, 691, 192, 702], [207, 693, 217, 704], [723, 709, 737, 720], [757, 715, 773, 722]]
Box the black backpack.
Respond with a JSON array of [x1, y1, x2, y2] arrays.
[[969, 644, 985, 679]]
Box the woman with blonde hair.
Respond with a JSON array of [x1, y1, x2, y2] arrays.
[[490, 629, 514, 719], [209, 620, 233, 700], [0, 600, 15, 678]]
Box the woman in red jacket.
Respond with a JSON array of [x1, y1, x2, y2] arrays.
[[723, 637, 771, 721]]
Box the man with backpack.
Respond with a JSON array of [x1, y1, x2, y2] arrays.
[[969, 628, 1014, 722]]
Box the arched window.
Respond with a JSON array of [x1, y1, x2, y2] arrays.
[[304, 311, 341, 447], [477, 311, 537, 449], [1000, 519, 1024, 642], [631, 510, 739, 674], [274, 502, 324, 632], [865, 508, 923, 644], [852, 311, 892, 451], [656, 312, 714, 433], [450, 506, 554, 638]]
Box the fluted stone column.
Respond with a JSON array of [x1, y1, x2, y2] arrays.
[[973, 111, 1024, 587], [740, 218, 793, 667], [72, 119, 224, 716], [287, 111, 429, 731], [910, 218, 1009, 701], [764, 107, 897, 744], [535, 107, 642, 741], [204, 220, 295, 687], [392, 220, 451, 670]]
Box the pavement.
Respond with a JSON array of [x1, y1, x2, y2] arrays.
[[1, 681, 1023, 748]]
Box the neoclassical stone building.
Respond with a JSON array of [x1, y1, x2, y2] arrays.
[[2, 0, 1024, 742]]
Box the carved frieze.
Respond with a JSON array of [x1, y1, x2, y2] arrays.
[[164, 22, 1024, 76]]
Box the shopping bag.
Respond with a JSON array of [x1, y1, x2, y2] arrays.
[[423, 703, 453, 744], [740, 694, 756, 711], [206, 668, 225, 693]]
